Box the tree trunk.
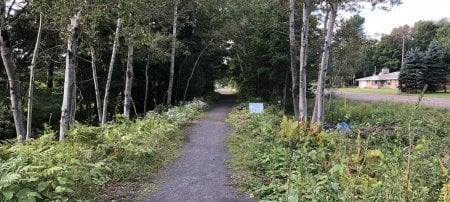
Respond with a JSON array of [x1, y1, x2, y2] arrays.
[[283, 69, 288, 113], [123, 40, 134, 118], [26, 13, 43, 140], [90, 47, 102, 124], [298, 0, 311, 121], [167, 5, 178, 106], [311, 8, 329, 123], [311, 4, 337, 125], [144, 59, 150, 113], [69, 61, 77, 125], [289, 0, 299, 118], [0, 4, 26, 142], [102, 18, 121, 125], [46, 61, 54, 89], [59, 12, 81, 141], [183, 40, 212, 101]]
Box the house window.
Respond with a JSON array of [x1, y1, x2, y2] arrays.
[[387, 81, 391, 85]]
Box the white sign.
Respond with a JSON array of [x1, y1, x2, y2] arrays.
[[249, 103, 264, 114]]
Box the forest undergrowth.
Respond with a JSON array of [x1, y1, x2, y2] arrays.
[[0, 100, 208, 201], [228, 99, 450, 201]]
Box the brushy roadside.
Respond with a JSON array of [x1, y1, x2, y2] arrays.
[[228, 100, 450, 201], [0, 100, 208, 201]]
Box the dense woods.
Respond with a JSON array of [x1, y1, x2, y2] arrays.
[[0, 0, 228, 140]]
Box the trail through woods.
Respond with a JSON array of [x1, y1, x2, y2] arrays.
[[139, 92, 253, 202]]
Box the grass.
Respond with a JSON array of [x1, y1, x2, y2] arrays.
[[335, 87, 450, 99]]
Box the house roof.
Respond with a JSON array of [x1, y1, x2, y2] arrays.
[[356, 71, 400, 81]]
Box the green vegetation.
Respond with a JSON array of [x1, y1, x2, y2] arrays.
[[399, 41, 448, 93], [0, 100, 207, 201], [228, 100, 449, 201]]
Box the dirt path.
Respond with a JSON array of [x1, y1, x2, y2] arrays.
[[334, 91, 450, 109], [138, 93, 252, 202]]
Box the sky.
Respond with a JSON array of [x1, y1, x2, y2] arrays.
[[355, 0, 450, 38]]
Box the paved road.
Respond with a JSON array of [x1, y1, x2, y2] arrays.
[[139, 94, 252, 202], [334, 91, 450, 109]]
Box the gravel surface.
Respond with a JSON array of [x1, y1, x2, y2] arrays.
[[139, 94, 253, 202], [334, 91, 450, 109]]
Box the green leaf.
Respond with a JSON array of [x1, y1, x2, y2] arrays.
[[2, 191, 14, 200], [16, 188, 31, 200], [37, 181, 50, 192], [57, 177, 68, 185], [287, 191, 299, 202], [55, 186, 74, 194], [27, 191, 42, 199]]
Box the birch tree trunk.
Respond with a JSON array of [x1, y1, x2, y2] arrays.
[[59, 12, 81, 141], [183, 40, 212, 101], [90, 47, 102, 124], [69, 61, 77, 125], [298, 0, 311, 121], [144, 59, 150, 113], [0, 3, 26, 142], [311, 4, 338, 125], [123, 40, 134, 118], [167, 5, 178, 106], [26, 13, 43, 140], [289, 0, 299, 118], [101, 18, 121, 125]]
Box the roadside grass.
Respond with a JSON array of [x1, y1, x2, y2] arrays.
[[335, 87, 450, 99], [228, 100, 450, 201], [0, 100, 208, 201]]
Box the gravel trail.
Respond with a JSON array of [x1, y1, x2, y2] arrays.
[[139, 93, 252, 202], [334, 91, 450, 109]]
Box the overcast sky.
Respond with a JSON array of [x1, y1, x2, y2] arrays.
[[355, 0, 450, 38]]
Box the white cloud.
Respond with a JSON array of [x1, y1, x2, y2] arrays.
[[349, 0, 450, 38]]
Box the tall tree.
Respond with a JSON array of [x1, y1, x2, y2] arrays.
[[412, 20, 438, 51], [123, 38, 134, 118], [59, 11, 81, 141], [329, 15, 366, 87], [288, 0, 299, 118], [167, 4, 178, 106], [26, 13, 43, 140], [0, 3, 26, 141], [298, 0, 312, 121], [399, 48, 426, 93], [312, 2, 338, 125], [90, 47, 102, 123], [424, 40, 447, 92], [102, 18, 121, 125]]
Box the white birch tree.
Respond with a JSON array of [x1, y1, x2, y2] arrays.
[[59, 11, 81, 141], [26, 13, 43, 140], [298, 0, 312, 121], [166, 4, 178, 106], [0, 3, 26, 142], [101, 18, 121, 125]]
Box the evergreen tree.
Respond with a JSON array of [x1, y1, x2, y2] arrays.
[[399, 48, 426, 93], [424, 40, 447, 92]]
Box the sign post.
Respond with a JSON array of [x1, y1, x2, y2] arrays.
[[249, 103, 264, 114]]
